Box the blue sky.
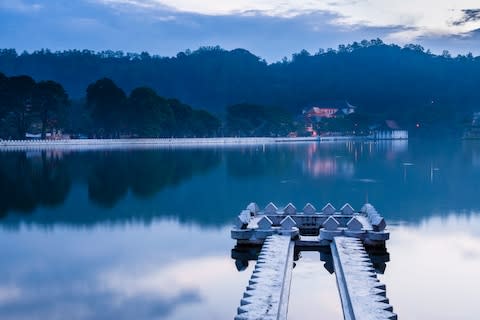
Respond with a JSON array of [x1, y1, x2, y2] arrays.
[[1, 0, 480, 62]]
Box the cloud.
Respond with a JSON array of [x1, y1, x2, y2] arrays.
[[94, 0, 480, 42], [0, 2, 394, 61], [0, 0, 42, 12], [96, 0, 326, 17], [453, 9, 480, 26], [417, 27, 480, 56], [0, 0, 479, 61], [93, 0, 173, 11], [0, 285, 200, 320], [0, 221, 234, 319]]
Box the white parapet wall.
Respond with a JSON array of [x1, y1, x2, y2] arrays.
[[0, 137, 320, 150], [0, 134, 408, 151]]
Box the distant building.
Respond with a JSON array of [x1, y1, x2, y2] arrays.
[[371, 120, 408, 140], [303, 101, 357, 122]]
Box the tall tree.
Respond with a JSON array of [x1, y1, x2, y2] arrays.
[[190, 110, 221, 137], [0, 72, 7, 119], [128, 87, 174, 137], [32, 80, 69, 139], [86, 78, 127, 137], [7, 75, 36, 139], [168, 98, 193, 136]]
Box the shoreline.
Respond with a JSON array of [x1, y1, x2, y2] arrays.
[[0, 136, 407, 150]]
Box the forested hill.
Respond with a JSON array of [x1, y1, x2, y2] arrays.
[[1, 39, 479, 117]]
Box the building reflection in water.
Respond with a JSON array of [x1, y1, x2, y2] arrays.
[[2, 140, 480, 227], [303, 140, 408, 178], [303, 142, 355, 177], [2, 141, 480, 319]]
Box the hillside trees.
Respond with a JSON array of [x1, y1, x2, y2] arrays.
[[2, 41, 480, 124], [5, 75, 36, 139], [0, 73, 221, 139], [4, 39, 480, 137], [32, 80, 69, 139], [85, 78, 220, 138], [189, 110, 221, 137], [0, 75, 70, 139], [0, 72, 7, 119], [86, 78, 128, 137], [226, 103, 294, 136], [128, 87, 174, 137], [167, 98, 221, 137]]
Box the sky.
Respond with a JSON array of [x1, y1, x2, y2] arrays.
[[1, 0, 480, 62]]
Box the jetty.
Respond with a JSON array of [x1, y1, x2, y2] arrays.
[[231, 202, 396, 320], [235, 235, 294, 320]]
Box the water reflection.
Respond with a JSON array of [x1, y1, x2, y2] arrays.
[[289, 252, 343, 320], [225, 146, 295, 178], [2, 141, 480, 227], [304, 142, 355, 177], [86, 150, 220, 207], [0, 152, 71, 216], [384, 214, 480, 320], [0, 222, 251, 320], [0, 149, 221, 225], [1, 141, 480, 319]]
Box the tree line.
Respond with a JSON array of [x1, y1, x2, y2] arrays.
[[1, 71, 299, 139], [0, 149, 221, 218], [3, 38, 478, 137], [85, 78, 221, 138], [0, 73, 68, 139], [0, 40, 479, 124], [0, 74, 227, 139]]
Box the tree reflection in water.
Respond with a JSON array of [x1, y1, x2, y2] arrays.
[[0, 149, 221, 217], [0, 151, 71, 217], [2, 141, 480, 226]]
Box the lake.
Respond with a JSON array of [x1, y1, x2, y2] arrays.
[[1, 140, 480, 319]]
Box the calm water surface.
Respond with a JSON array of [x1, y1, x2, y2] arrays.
[[1, 140, 480, 319]]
